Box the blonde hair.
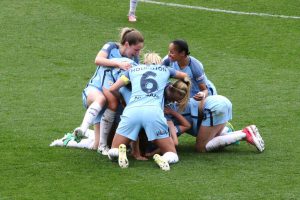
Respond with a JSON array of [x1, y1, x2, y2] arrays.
[[170, 79, 191, 112], [143, 52, 162, 65], [119, 27, 144, 46]]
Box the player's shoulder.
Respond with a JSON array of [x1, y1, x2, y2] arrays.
[[189, 56, 204, 69], [189, 56, 202, 65], [102, 42, 119, 50]]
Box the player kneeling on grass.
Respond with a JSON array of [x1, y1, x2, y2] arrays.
[[106, 52, 191, 171], [72, 28, 144, 155], [166, 96, 265, 153]]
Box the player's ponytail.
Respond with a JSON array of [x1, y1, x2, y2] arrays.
[[120, 27, 144, 46]]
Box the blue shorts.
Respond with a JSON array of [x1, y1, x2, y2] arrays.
[[87, 67, 121, 92], [201, 95, 232, 127], [188, 98, 200, 136], [116, 106, 169, 141]]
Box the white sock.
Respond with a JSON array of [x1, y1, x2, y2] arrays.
[[85, 129, 95, 138], [205, 131, 246, 152], [108, 148, 119, 160], [80, 102, 102, 133], [129, 0, 138, 16], [162, 152, 179, 164], [220, 126, 230, 136], [99, 109, 116, 148]]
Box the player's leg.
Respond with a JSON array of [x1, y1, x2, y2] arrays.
[[128, 0, 138, 22], [130, 139, 148, 160], [196, 95, 237, 152], [220, 122, 235, 135], [54, 132, 95, 149], [199, 96, 264, 152], [195, 124, 226, 152], [99, 88, 119, 155], [197, 123, 249, 152], [74, 88, 106, 137], [103, 86, 132, 156], [145, 110, 178, 171], [92, 123, 100, 150], [67, 138, 94, 149], [108, 108, 140, 168], [204, 125, 265, 152], [108, 134, 131, 168], [152, 138, 178, 171], [98, 109, 115, 155], [241, 125, 265, 152]]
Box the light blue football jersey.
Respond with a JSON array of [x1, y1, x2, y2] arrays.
[[167, 95, 232, 136], [86, 43, 138, 90], [165, 98, 197, 136], [101, 42, 139, 63], [122, 64, 176, 109], [163, 56, 217, 96]]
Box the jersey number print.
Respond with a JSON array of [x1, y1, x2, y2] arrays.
[[140, 71, 158, 94]]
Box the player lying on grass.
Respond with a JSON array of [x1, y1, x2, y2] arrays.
[[50, 129, 96, 149], [165, 96, 265, 153], [105, 52, 191, 171]]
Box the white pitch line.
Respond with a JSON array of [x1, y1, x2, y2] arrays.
[[140, 0, 300, 20]]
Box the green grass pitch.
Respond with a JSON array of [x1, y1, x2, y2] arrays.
[[0, 0, 299, 199]]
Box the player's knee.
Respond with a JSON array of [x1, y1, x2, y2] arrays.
[[96, 95, 106, 105], [108, 99, 119, 110], [104, 94, 118, 110]]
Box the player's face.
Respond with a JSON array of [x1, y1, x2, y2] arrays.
[[168, 43, 184, 62], [126, 42, 144, 58]]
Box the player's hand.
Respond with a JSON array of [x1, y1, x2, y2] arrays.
[[183, 77, 191, 85], [164, 106, 173, 115], [193, 91, 205, 101], [118, 61, 131, 70]]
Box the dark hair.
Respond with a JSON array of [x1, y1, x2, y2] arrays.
[[171, 39, 190, 56], [120, 27, 144, 46]]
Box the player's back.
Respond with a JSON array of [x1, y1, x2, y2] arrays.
[[126, 64, 171, 109]]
